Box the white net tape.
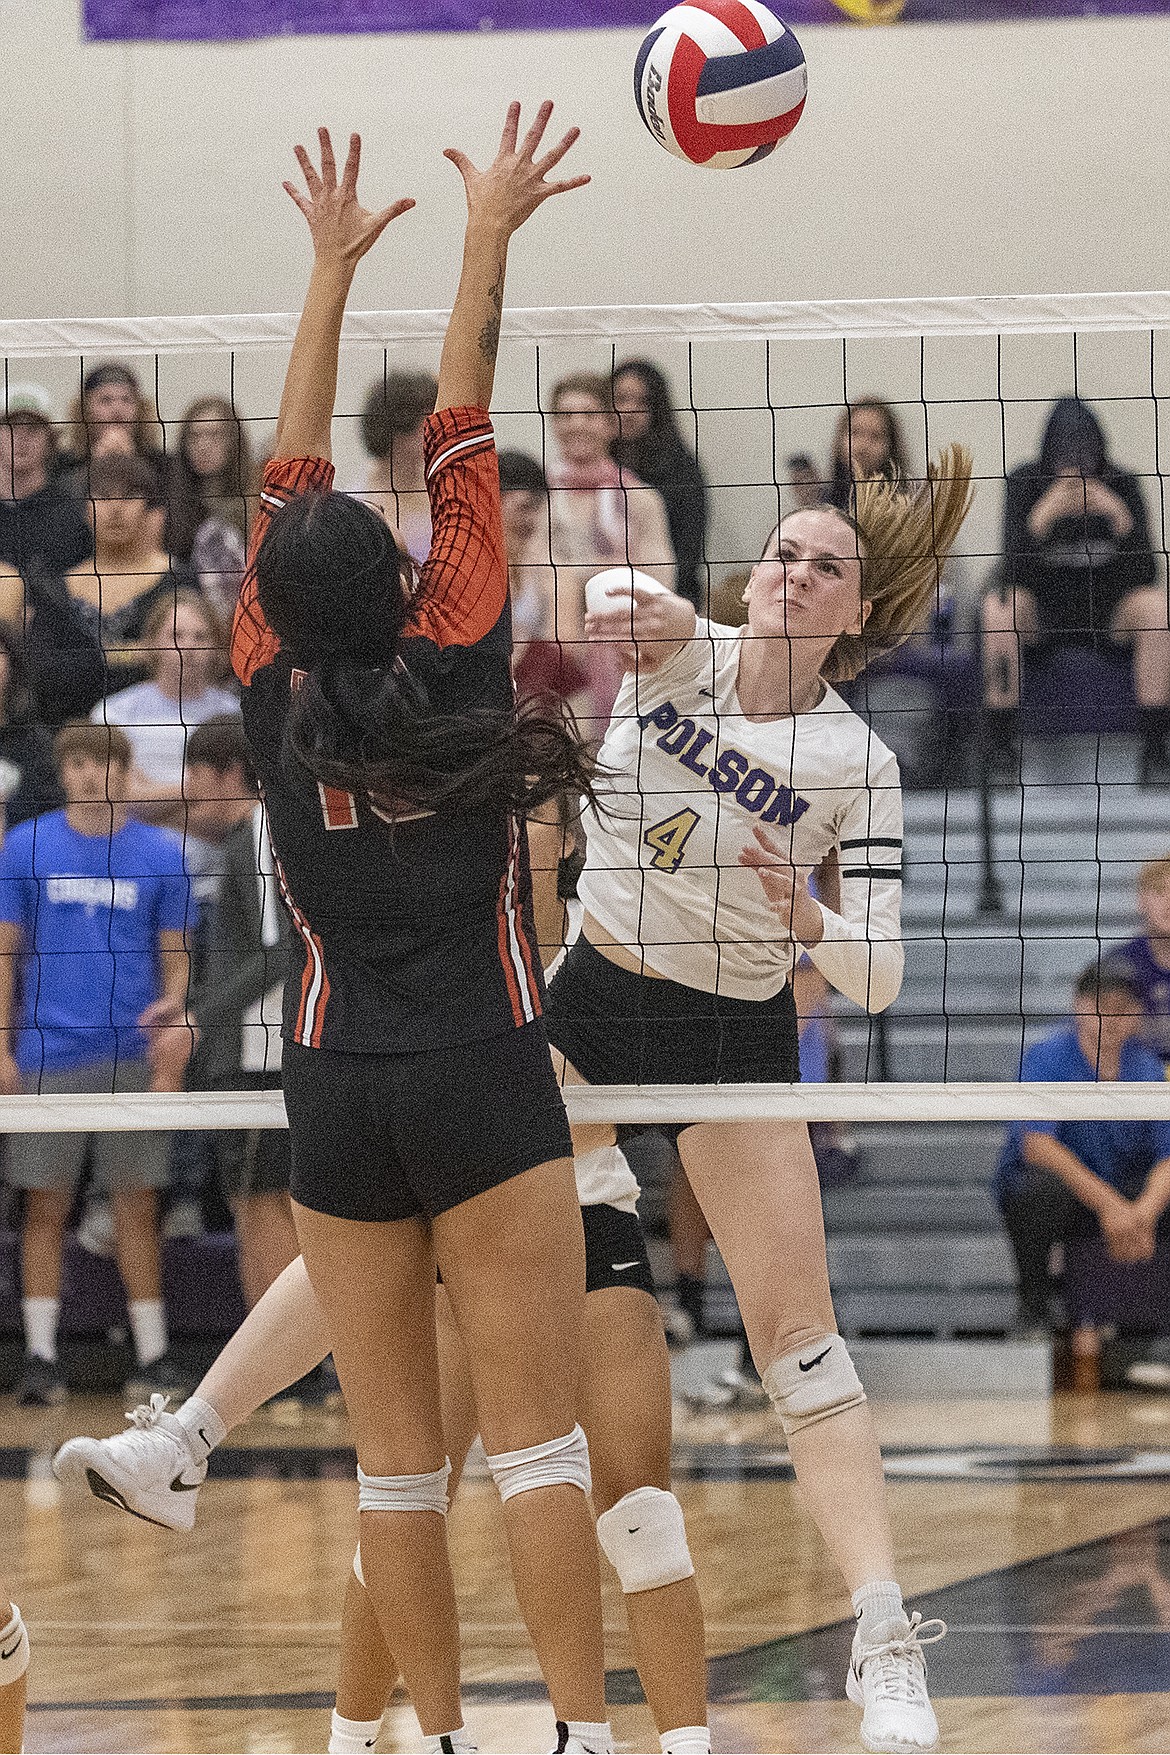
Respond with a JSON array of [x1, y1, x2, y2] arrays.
[[3, 1081, 1170, 1133]]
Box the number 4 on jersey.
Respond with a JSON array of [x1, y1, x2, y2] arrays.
[[644, 807, 700, 874]]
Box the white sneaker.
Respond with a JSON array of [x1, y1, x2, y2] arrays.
[[53, 1393, 207, 1532], [846, 1611, 946, 1752]]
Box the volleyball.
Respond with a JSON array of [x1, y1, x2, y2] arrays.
[[634, 0, 808, 170]]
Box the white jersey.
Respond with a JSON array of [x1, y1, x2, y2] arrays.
[[578, 620, 904, 1011]]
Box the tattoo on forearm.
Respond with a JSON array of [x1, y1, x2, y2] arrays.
[[477, 259, 505, 362]]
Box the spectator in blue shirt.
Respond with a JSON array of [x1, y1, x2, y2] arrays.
[[1104, 853, 1170, 1066], [0, 722, 193, 1407], [995, 964, 1170, 1330]]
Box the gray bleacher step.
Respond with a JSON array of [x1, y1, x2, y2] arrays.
[[847, 1122, 1004, 1183], [826, 1232, 1016, 1290], [823, 1184, 1002, 1232], [837, 1023, 1025, 1084], [670, 1337, 1050, 1402], [832, 1287, 1018, 1337]]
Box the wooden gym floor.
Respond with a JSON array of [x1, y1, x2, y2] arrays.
[[3, 1388, 1170, 1754]]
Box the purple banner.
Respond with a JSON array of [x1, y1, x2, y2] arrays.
[[83, 0, 1170, 42]]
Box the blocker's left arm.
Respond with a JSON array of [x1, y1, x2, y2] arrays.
[[274, 129, 415, 462]]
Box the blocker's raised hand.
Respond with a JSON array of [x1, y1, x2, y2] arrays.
[[284, 128, 415, 271], [444, 101, 590, 241]]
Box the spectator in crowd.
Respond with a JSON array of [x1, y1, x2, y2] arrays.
[[612, 358, 708, 608], [360, 368, 438, 567], [828, 397, 910, 511], [785, 451, 826, 513], [994, 964, 1170, 1334], [0, 386, 91, 580], [92, 588, 238, 816], [547, 370, 675, 728], [56, 362, 191, 558], [176, 717, 296, 1309], [502, 449, 589, 713], [0, 624, 63, 841], [169, 395, 254, 616], [0, 722, 192, 1406], [982, 397, 1166, 775], [16, 452, 201, 725], [1104, 853, 1170, 1065]]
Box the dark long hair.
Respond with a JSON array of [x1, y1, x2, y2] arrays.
[[255, 489, 602, 821], [611, 358, 696, 485]]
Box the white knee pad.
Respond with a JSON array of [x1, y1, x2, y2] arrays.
[[352, 1543, 365, 1586], [485, 1424, 591, 1504], [356, 1459, 451, 1515], [596, 1487, 694, 1594], [0, 1604, 29, 1685], [762, 1335, 866, 1436]]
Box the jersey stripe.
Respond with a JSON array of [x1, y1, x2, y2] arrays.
[[426, 430, 494, 480], [496, 817, 539, 1027], [839, 836, 903, 851], [271, 840, 330, 1047], [841, 866, 903, 881]]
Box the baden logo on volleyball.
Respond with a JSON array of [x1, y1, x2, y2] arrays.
[[635, 1, 808, 170]]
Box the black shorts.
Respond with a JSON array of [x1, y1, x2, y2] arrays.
[[544, 937, 801, 1143], [283, 1022, 572, 1222], [215, 1071, 292, 1202], [583, 1202, 655, 1298]]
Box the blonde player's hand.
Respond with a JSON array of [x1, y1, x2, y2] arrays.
[[740, 823, 824, 947], [584, 578, 696, 670], [283, 129, 416, 272], [444, 101, 590, 242]]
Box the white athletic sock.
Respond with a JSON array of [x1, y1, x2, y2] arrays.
[[22, 1295, 60, 1362], [328, 1708, 383, 1752], [419, 1728, 476, 1753], [852, 1580, 905, 1645], [661, 1726, 711, 1754], [175, 1396, 228, 1461], [128, 1298, 167, 1367], [562, 1720, 613, 1752], [0, 1603, 30, 1685]]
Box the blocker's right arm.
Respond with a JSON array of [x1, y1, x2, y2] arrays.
[[437, 102, 589, 415]]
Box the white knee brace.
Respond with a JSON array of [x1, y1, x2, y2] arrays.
[[0, 1604, 29, 1685], [357, 1459, 451, 1515], [596, 1487, 694, 1594], [762, 1335, 866, 1436], [485, 1424, 591, 1504]]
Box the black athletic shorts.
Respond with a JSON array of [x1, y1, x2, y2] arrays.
[[215, 1071, 291, 1202], [583, 1202, 655, 1298], [283, 1022, 573, 1222], [544, 937, 801, 1143]]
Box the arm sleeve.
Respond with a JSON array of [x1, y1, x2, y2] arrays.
[[805, 750, 904, 1013], [0, 835, 29, 929], [231, 455, 335, 686], [404, 407, 506, 651], [1112, 471, 1157, 592]]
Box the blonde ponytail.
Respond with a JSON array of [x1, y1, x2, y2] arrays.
[[824, 443, 975, 686]]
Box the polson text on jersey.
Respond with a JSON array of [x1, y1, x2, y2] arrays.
[[637, 700, 810, 829]]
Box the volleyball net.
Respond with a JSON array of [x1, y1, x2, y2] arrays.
[[2, 290, 1170, 1132]]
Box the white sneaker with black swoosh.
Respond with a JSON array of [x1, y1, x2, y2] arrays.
[[53, 1393, 207, 1532], [846, 1611, 946, 1752]]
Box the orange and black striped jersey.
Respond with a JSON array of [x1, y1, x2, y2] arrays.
[[231, 406, 544, 1055]]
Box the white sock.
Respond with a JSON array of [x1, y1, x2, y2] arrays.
[[22, 1295, 59, 1362], [328, 1708, 384, 1753], [852, 1580, 906, 1645], [561, 1721, 613, 1753], [0, 1603, 30, 1684], [419, 1729, 476, 1754], [661, 1727, 710, 1755], [175, 1396, 228, 1461], [128, 1298, 167, 1367]]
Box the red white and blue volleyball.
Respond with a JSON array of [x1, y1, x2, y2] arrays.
[[635, 1, 808, 170]]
